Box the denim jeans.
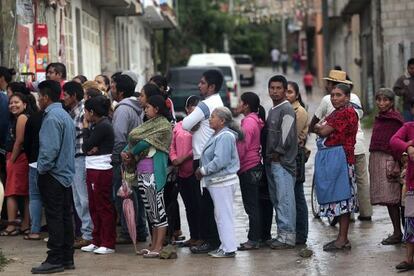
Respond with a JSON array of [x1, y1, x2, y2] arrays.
[[29, 166, 42, 233], [266, 162, 296, 245], [239, 165, 263, 243], [112, 163, 148, 240], [294, 180, 308, 244], [72, 156, 93, 240]]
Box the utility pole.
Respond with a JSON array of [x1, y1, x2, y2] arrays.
[[280, 0, 287, 52], [322, 0, 329, 73]]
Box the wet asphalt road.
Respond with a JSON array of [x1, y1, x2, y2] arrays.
[[0, 67, 405, 276]]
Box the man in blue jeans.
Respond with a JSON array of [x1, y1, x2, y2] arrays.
[[264, 75, 298, 249], [62, 81, 93, 248]]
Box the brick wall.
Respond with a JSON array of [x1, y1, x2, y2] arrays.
[[381, 0, 414, 87]]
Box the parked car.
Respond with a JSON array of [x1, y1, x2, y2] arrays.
[[187, 53, 240, 108], [233, 54, 255, 86], [166, 66, 230, 118]]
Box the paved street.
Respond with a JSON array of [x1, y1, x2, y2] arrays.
[[0, 67, 404, 276]]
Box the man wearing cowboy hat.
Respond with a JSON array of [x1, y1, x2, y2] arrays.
[[309, 69, 373, 223]]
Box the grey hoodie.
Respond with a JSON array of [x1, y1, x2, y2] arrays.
[[112, 97, 143, 163]]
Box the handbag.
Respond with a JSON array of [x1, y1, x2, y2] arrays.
[[314, 144, 351, 205], [405, 191, 414, 217]]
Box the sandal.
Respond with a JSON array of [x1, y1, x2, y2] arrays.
[[0, 228, 20, 236], [21, 228, 30, 235], [396, 261, 414, 271], [381, 235, 402, 245], [136, 248, 150, 255], [238, 241, 260, 251], [24, 233, 41, 240], [143, 251, 160, 258], [323, 240, 351, 252]]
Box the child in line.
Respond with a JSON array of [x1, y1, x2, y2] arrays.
[[80, 96, 116, 255], [170, 95, 202, 247]]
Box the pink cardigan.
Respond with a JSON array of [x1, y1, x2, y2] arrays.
[[237, 113, 264, 174], [170, 121, 193, 178], [390, 122, 414, 191]]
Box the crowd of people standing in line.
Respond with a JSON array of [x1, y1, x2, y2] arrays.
[[0, 57, 414, 273]]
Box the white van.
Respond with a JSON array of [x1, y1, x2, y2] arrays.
[[187, 53, 240, 108]]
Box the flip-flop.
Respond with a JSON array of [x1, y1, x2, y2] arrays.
[[143, 251, 160, 258], [24, 233, 41, 241], [20, 228, 30, 235], [323, 240, 351, 252], [136, 248, 150, 255], [396, 261, 414, 271], [238, 241, 260, 251], [0, 228, 20, 236], [381, 235, 402, 245]]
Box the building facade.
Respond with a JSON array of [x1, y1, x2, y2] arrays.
[[0, 0, 177, 82]]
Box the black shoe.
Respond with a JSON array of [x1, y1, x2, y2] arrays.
[[190, 242, 217, 254], [63, 261, 75, 270], [31, 262, 64, 274], [358, 216, 372, 221]]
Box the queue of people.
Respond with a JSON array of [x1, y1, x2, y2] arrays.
[[1, 58, 414, 274]]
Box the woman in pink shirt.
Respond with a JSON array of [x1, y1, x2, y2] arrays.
[[170, 96, 202, 247], [236, 92, 266, 250]]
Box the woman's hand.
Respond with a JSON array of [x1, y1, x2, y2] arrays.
[[87, 147, 98, 155], [121, 152, 133, 165], [195, 168, 203, 180]]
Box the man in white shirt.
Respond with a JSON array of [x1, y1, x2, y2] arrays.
[[310, 70, 372, 222], [182, 69, 224, 254], [271, 48, 280, 72]]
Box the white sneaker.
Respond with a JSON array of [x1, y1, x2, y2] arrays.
[[93, 246, 115, 254], [81, 244, 99, 252]]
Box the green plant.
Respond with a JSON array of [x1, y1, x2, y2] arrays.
[[0, 249, 8, 271]]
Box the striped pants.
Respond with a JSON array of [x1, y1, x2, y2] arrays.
[[138, 173, 168, 228]]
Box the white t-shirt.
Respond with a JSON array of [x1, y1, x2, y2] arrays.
[[314, 93, 366, 155], [271, 49, 280, 62], [182, 93, 224, 159]]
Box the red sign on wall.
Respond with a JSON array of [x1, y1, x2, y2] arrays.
[[34, 24, 49, 73]]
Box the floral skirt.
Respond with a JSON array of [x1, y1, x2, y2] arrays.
[[319, 164, 359, 217]]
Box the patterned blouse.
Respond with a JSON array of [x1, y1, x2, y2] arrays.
[[324, 105, 358, 164]]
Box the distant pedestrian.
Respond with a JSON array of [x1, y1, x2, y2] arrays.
[[270, 48, 280, 72], [236, 92, 266, 250], [264, 75, 297, 249], [390, 114, 414, 272], [286, 81, 309, 245], [182, 69, 224, 254], [195, 107, 241, 258], [313, 83, 358, 251], [303, 70, 314, 95], [292, 51, 301, 73], [393, 58, 414, 121], [80, 96, 116, 255], [32, 80, 76, 274], [370, 88, 404, 245], [280, 52, 289, 75]]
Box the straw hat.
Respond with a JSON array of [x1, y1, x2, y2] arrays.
[[322, 70, 353, 85]]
